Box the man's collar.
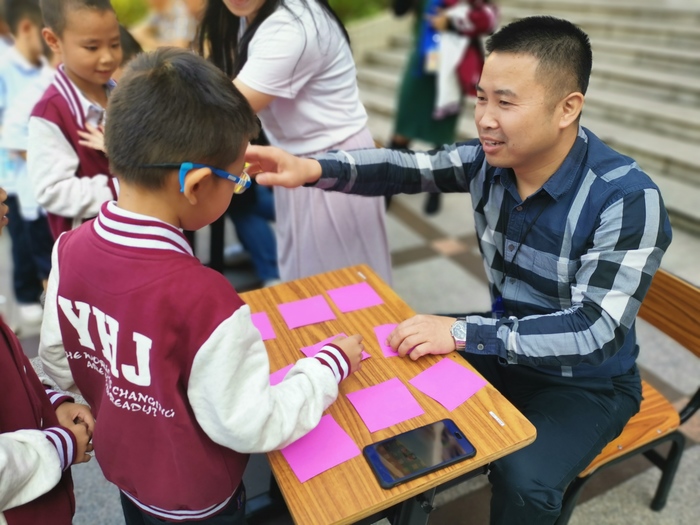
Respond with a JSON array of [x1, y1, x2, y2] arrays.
[[488, 126, 589, 201]]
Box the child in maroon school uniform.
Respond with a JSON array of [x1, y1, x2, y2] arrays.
[[0, 186, 93, 525], [28, 0, 122, 239]]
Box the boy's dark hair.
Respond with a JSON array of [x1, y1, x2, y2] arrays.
[[40, 0, 114, 35], [105, 47, 260, 190], [486, 16, 592, 98], [6, 0, 43, 34], [119, 24, 143, 64]]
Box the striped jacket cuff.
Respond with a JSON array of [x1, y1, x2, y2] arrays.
[[43, 426, 77, 471], [45, 387, 74, 408], [314, 344, 351, 383]]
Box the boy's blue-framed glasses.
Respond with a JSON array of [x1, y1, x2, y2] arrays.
[[140, 162, 252, 194]]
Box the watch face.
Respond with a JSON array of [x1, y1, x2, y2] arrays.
[[451, 321, 466, 340]]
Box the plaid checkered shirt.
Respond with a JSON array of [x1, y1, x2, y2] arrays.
[[314, 126, 672, 378]]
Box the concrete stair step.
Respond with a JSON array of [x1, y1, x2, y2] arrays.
[[359, 86, 700, 224], [500, 6, 700, 47], [358, 62, 700, 142], [591, 38, 700, 75], [501, 0, 700, 26], [590, 61, 700, 105]]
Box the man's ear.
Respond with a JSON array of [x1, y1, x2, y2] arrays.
[[182, 167, 213, 205], [559, 92, 585, 129], [41, 27, 61, 56]]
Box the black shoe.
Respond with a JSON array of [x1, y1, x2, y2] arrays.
[[424, 193, 441, 215]]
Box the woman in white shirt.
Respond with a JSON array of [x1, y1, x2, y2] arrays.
[[197, 0, 392, 283]]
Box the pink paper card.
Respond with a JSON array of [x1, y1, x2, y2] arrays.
[[270, 364, 294, 386], [277, 295, 336, 330], [374, 323, 399, 357], [326, 282, 384, 313], [300, 333, 371, 361], [409, 358, 487, 412], [251, 312, 276, 341], [280, 414, 361, 483], [346, 378, 425, 433]]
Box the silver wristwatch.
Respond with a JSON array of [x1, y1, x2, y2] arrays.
[[450, 318, 467, 350]]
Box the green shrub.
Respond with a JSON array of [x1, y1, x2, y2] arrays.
[[111, 0, 389, 27], [330, 0, 391, 22], [112, 0, 149, 28]]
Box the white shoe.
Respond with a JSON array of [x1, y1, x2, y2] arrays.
[[224, 243, 251, 266], [19, 303, 43, 325], [263, 279, 282, 288]]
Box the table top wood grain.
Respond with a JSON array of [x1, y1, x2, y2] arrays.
[[241, 265, 536, 525]]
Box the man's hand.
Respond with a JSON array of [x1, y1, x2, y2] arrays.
[[331, 334, 365, 375], [388, 315, 457, 360], [67, 422, 94, 465], [55, 402, 95, 435], [245, 145, 322, 188]]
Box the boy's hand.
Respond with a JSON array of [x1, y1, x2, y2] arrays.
[[77, 124, 106, 153], [332, 334, 364, 375], [67, 422, 94, 465], [55, 402, 96, 435], [245, 145, 322, 188]]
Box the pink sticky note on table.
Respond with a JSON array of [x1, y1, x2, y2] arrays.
[[409, 358, 487, 412], [280, 414, 361, 483], [346, 378, 425, 433], [374, 323, 399, 357], [301, 333, 371, 361], [326, 282, 384, 313], [278, 295, 336, 330], [251, 312, 276, 341], [270, 364, 294, 386]]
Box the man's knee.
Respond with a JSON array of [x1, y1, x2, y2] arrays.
[[489, 452, 563, 518]]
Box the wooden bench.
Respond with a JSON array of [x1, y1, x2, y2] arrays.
[[556, 269, 700, 524]]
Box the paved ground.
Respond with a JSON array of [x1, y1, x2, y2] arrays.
[[2, 188, 699, 524]]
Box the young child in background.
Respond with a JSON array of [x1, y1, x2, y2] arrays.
[[28, 0, 122, 239], [39, 48, 364, 524], [0, 0, 49, 325], [132, 0, 197, 50], [1, 185, 94, 525], [76, 25, 143, 150]]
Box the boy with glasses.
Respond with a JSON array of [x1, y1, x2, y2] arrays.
[[38, 47, 364, 525]]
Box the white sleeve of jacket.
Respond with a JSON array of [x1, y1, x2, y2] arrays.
[[27, 116, 113, 219], [188, 305, 344, 453], [39, 237, 76, 392], [0, 429, 63, 513]]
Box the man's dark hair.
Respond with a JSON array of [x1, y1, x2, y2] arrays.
[[486, 16, 592, 98], [40, 0, 114, 35], [105, 47, 260, 190], [6, 0, 43, 34]]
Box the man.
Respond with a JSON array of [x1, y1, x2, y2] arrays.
[[246, 16, 672, 524]]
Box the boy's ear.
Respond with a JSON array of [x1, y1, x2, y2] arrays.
[[181, 167, 213, 205], [42, 27, 61, 55]]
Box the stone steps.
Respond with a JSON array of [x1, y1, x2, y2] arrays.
[[499, 6, 700, 48], [358, 85, 700, 226], [355, 2, 700, 230]]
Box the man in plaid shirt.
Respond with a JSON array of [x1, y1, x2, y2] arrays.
[[247, 16, 672, 525]]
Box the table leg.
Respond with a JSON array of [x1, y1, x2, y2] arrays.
[[392, 488, 436, 525]]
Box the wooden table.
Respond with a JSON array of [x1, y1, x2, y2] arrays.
[[241, 265, 536, 525]]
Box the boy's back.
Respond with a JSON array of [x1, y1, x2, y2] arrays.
[[39, 47, 365, 523]]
